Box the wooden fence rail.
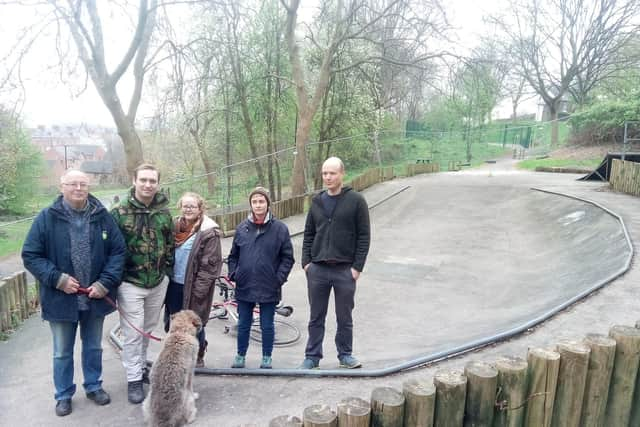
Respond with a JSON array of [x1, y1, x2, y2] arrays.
[[610, 159, 640, 197], [268, 323, 640, 427], [0, 271, 37, 333], [213, 195, 307, 236], [407, 163, 441, 176], [349, 168, 383, 192], [212, 162, 438, 235]]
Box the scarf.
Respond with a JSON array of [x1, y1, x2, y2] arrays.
[[175, 215, 202, 247]]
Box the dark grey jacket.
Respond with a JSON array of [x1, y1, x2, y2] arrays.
[[302, 186, 370, 272]]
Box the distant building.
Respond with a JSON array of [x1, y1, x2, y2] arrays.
[[29, 124, 117, 187]]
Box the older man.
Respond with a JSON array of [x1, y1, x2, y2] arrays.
[[300, 157, 371, 369], [111, 163, 174, 404], [22, 169, 126, 417]]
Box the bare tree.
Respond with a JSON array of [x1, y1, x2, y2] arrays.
[[167, 39, 219, 195], [280, 0, 448, 195], [3, 1, 160, 176], [491, 0, 640, 146], [222, 1, 267, 187], [568, 0, 640, 106]]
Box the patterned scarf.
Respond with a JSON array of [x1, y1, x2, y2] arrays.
[[175, 215, 202, 247]]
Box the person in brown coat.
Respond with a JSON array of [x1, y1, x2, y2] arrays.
[[165, 192, 223, 367]]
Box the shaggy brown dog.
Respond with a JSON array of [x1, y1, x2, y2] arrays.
[[143, 310, 202, 427]]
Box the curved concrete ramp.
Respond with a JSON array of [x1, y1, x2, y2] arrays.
[[193, 173, 633, 374], [350, 178, 631, 370]]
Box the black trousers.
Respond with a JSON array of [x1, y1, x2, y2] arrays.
[[164, 279, 206, 350], [304, 262, 356, 361]]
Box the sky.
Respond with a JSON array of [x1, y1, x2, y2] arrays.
[[0, 2, 146, 127], [0, 0, 535, 128]]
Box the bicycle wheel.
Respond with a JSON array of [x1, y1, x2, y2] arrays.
[[209, 306, 228, 320], [249, 319, 301, 347]]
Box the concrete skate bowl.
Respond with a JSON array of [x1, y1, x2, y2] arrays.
[[343, 182, 633, 374], [174, 178, 632, 378]]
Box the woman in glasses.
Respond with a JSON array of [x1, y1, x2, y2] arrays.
[[165, 192, 222, 367]]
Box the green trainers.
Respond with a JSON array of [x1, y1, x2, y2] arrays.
[[260, 356, 273, 369], [338, 355, 362, 369], [231, 354, 246, 368], [299, 358, 319, 369]]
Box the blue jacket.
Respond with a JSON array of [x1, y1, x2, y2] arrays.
[[22, 194, 126, 321], [227, 215, 294, 303]]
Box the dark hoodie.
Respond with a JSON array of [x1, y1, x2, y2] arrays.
[[302, 186, 370, 272]]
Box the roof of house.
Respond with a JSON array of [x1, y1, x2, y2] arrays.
[[80, 160, 113, 174]]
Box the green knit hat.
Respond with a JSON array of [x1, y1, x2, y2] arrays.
[[249, 186, 271, 207]]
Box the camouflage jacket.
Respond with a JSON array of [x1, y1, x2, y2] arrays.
[[111, 188, 174, 289]]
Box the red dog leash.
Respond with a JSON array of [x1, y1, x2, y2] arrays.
[[77, 287, 161, 342]]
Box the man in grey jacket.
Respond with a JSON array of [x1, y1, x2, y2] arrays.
[[300, 157, 370, 369]]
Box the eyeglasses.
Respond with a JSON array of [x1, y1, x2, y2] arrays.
[[63, 182, 89, 189], [181, 205, 199, 210]]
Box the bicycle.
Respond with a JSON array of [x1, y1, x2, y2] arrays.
[[209, 275, 301, 346]]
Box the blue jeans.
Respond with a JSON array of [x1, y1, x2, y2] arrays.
[[236, 300, 276, 357], [49, 311, 105, 401]]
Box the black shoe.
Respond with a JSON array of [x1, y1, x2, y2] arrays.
[[86, 389, 111, 406], [142, 366, 150, 384], [55, 399, 72, 417], [127, 380, 145, 404]]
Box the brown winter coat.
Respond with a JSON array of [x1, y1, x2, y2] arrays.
[[181, 216, 223, 325]]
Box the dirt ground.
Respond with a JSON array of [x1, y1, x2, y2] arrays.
[[549, 142, 637, 160]]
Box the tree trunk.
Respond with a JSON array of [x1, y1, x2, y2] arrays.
[[266, 70, 276, 199], [117, 123, 144, 178], [282, 0, 337, 196], [227, 11, 266, 187], [550, 105, 559, 148], [100, 87, 144, 177], [197, 143, 216, 196], [291, 116, 309, 196], [223, 86, 233, 208], [373, 108, 383, 167], [238, 90, 267, 186]]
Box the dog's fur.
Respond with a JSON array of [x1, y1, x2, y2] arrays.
[[143, 310, 202, 427]]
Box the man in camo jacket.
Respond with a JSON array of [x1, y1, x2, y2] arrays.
[[110, 163, 174, 404]]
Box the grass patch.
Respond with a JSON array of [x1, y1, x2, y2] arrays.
[[0, 221, 31, 258], [517, 158, 601, 171]]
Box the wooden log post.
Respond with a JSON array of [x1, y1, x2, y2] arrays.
[[337, 397, 370, 426], [8, 275, 17, 325], [302, 404, 336, 427], [269, 415, 303, 427], [32, 281, 40, 311], [551, 340, 590, 427], [18, 272, 28, 319], [463, 361, 498, 427], [371, 387, 405, 427], [630, 321, 640, 427], [494, 356, 528, 427], [402, 379, 435, 427], [605, 325, 640, 426], [524, 348, 560, 427], [433, 369, 467, 427], [0, 280, 8, 331], [580, 334, 616, 427], [10, 274, 21, 321]]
